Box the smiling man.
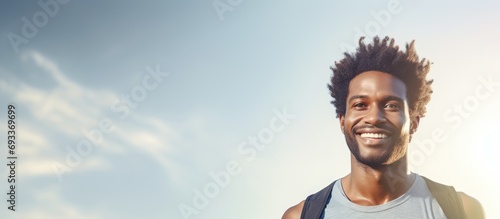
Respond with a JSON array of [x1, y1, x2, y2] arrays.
[[282, 36, 484, 219]]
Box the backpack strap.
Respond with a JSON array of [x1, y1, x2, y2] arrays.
[[422, 176, 467, 219], [300, 181, 336, 219]]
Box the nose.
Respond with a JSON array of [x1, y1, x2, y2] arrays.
[[363, 105, 387, 125]]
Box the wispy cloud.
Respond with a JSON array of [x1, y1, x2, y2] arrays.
[[0, 50, 180, 218], [29, 51, 80, 90]]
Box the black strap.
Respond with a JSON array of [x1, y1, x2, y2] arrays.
[[301, 177, 466, 219], [422, 176, 467, 219], [300, 181, 335, 219]]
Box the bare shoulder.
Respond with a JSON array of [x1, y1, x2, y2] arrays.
[[457, 192, 485, 219], [281, 200, 305, 219]]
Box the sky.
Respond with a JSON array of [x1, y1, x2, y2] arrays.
[[0, 0, 499, 218]]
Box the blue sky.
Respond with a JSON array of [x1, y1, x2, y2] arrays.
[[1, 1, 499, 218]]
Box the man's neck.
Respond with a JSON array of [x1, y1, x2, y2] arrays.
[[341, 155, 414, 206]]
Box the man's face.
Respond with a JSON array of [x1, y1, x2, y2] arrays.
[[339, 71, 418, 167]]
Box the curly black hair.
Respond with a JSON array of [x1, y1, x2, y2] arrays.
[[328, 36, 433, 120]]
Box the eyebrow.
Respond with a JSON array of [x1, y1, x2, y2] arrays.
[[348, 95, 405, 103], [382, 96, 405, 103], [348, 95, 368, 103]]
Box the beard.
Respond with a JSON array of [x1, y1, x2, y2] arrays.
[[344, 126, 409, 168]]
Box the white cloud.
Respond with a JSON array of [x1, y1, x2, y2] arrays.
[[111, 116, 181, 181], [0, 50, 182, 216], [29, 50, 80, 91], [17, 186, 104, 219]]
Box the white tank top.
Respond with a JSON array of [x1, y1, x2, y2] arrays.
[[321, 174, 447, 219]]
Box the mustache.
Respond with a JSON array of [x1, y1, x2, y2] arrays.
[[353, 124, 393, 133]]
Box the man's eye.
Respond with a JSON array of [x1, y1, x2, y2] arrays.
[[385, 104, 400, 109], [354, 103, 367, 108]]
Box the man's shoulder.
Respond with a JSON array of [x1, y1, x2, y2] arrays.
[[282, 180, 337, 219], [281, 200, 304, 219], [422, 175, 485, 219], [457, 192, 485, 219]]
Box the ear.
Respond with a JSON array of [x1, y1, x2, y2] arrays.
[[339, 114, 345, 133], [410, 116, 420, 134]]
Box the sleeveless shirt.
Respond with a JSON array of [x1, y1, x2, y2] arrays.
[[321, 174, 447, 219]]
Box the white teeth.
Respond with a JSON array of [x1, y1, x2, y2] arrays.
[[360, 133, 388, 139]]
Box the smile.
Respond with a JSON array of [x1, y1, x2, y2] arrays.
[[359, 133, 388, 139]]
